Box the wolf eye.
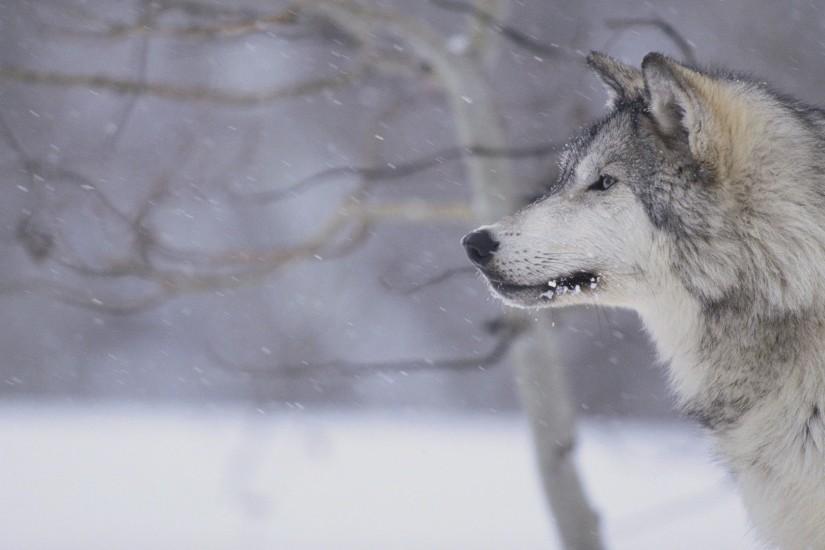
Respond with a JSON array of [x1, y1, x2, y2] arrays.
[[588, 174, 617, 192]]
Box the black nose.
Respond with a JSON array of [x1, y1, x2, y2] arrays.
[[462, 229, 499, 266]]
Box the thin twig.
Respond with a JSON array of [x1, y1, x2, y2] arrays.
[[0, 279, 171, 315], [106, 0, 158, 150], [430, 0, 579, 59], [380, 266, 476, 295], [208, 316, 525, 379], [233, 141, 561, 203], [604, 18, 697, 65]]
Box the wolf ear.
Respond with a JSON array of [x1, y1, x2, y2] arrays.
[[587, 52, 645, 108], [641, 53, 710, 145]]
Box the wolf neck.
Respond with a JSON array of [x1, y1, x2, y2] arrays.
[[634, 273, 815, 430], [635, 279, 709, 408]]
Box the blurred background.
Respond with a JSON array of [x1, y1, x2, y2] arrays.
[[1, 0, 817, 548]]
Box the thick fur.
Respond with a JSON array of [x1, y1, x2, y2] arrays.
[[466, 52, 825, 548]]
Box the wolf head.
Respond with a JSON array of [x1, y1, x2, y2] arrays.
[[464, 52, 825, 315]]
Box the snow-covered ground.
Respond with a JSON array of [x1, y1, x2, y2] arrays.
[[0, 403, 759, 549]]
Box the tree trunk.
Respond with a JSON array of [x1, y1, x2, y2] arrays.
[[513, 316, 603, 550], [310, 3, 604, 547]]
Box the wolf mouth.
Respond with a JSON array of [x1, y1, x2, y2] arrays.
[[490, 271, 600, 302]]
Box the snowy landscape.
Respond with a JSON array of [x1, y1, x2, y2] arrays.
[[1, 1, 816, 548], [0, 403, 758, 550]]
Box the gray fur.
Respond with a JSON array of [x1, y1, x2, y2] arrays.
[[465, 52, 825, 548]]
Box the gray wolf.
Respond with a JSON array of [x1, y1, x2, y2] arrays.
[[463, 52, 825, 548]]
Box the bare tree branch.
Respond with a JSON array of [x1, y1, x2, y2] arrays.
[[232, 141, 561, 203], [0, 112, 135, 258], [151, 198, 471, 265], [430, 0, 580, 59], [155, 0, 265, 18], [1, 197, 471, 314], [380, 266, 476, 295], [208, 316, 526, 380], [0, 279, 172, 315], [45, 8, 299, 40], [106, 0, 159, 150], [36, 0, 260, 22], [605, 17, 697, 64], [0, 65, 361, 105]]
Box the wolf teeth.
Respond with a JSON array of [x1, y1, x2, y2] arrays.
[[546, 274, 599, 294]]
